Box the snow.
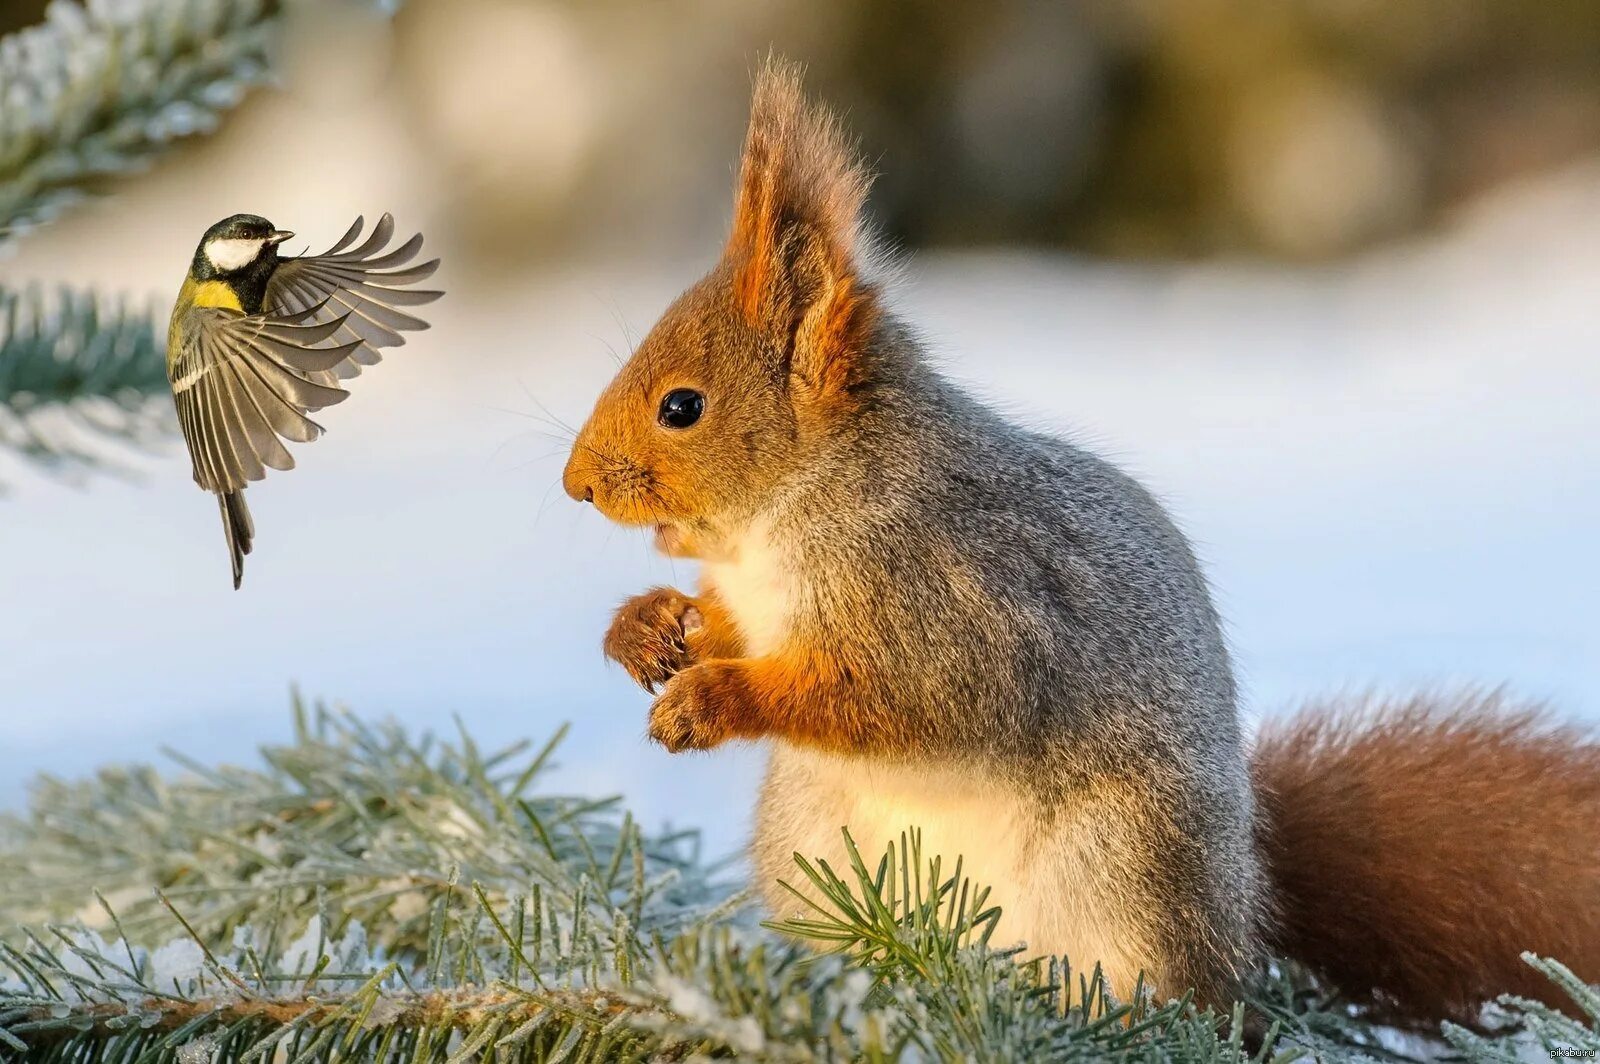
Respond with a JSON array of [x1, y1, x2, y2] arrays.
[[144, 939, 208, 990], [175, 1033, 220, 1064], [655, 973, 767, 1054], [278, 918, 375, 983]]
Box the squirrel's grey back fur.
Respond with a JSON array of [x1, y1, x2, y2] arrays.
[[751, 320, 1267, 1001]]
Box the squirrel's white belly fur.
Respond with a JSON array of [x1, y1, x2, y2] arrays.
[[757, 746, 1149, 997], [700, 518, 793, 657], [705, 523, 1149, 996]]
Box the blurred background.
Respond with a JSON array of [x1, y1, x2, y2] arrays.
[[1, 0, 1595, 857]]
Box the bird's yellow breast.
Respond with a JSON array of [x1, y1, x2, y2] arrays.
[[181, 277, 245, 312], [169, 277, 247, 368]]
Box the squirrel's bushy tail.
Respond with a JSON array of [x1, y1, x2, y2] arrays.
[[1252, 692, 1600, 1023]]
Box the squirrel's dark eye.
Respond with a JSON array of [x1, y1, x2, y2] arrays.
[[658, 388, 705, 429]]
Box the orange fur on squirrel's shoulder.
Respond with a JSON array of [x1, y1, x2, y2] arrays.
[[1253, 692, 1600, 1024], [739, 644, 914, 754], [650, 641, 913, 756]]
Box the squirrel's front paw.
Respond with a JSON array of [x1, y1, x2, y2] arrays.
[[648, 663, 746, 752], [604, 587, 706, 692]]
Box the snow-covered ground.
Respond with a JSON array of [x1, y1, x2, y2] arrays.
[[2, 44, 1595, 858]]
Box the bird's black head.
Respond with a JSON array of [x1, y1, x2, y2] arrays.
[[191, 213, 294, 281]]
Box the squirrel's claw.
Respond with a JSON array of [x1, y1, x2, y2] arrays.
[[605, 587, 700, 692], [647, 701, 700, 752], [648, 663, 744, 752]]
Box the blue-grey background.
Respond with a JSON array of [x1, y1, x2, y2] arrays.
[[1, 3, 1595, 858]]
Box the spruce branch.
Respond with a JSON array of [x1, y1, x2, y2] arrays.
[[0, 0, 283, 243], [0, 698, 733, 959], [1443, 955, 1600, 1063], [2, 704, 1595, 1062], [766, 829, 1265, 1063], [0, 283, 169, 480], [766, 827, 1002, 983]]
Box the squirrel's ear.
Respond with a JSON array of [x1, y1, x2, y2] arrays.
[[726, 59, 878, 398]]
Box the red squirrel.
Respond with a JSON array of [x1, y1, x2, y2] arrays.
[[562, 59, 1600, 1020]]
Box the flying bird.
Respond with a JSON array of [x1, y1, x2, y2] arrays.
[[166, 213, 442, 587]]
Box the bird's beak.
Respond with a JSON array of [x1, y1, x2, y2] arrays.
[[266, 230, 294, 245]]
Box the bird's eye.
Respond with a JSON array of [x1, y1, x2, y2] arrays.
[[658, 388, 705, 429]]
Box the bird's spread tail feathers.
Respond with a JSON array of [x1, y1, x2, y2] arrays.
[[218, 491, 254, 589], [1253, 692, 1600, 1024]]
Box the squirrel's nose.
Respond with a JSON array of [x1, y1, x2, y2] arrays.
[[563, 476, 593, 505], [562, 457, 595, 504]]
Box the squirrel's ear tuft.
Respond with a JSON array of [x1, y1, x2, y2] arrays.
[[726, 58, 878, 396]]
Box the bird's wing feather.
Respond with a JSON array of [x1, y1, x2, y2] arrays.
[[264, 213, 443, 380], [170, 305, 359, 494]]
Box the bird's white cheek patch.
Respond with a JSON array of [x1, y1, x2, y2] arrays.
[[204, 237, 265, 271]]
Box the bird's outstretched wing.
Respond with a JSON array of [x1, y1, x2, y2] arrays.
[[170, 307, 360, 494], [263, 213, 442, 381]]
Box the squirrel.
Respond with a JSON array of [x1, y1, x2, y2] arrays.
[[561, 58, 1600, 1021]]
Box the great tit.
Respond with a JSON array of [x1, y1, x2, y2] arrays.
[[167, 213, 442, 588]]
